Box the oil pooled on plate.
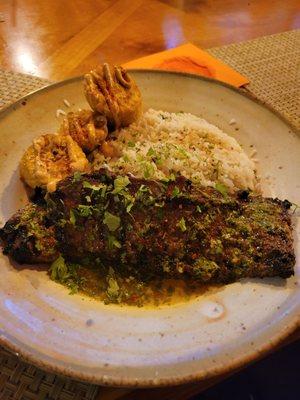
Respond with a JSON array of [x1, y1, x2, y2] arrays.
[[72, 266, 217, 307]]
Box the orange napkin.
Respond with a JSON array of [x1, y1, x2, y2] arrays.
[[123, 43, 249, 88]]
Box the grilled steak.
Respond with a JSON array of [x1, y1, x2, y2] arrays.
[[0, 170, 295, 282], [0, 204, 58, 264]]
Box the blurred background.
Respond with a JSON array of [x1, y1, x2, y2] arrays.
[[0, 0, 299, 80]]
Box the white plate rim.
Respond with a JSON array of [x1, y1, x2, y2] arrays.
[[0, 70, 299, 387]]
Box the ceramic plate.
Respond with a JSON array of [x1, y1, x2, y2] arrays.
[[0, 71, 299, 387]]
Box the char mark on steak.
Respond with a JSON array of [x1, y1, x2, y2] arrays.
[[0, 170, 295, 282]]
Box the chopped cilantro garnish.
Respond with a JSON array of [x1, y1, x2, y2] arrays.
[[35, 241, 43, 251], [112, 176, 130, 194], [162, 173, 176, 183], [215, 182, 228, 197], [111, 176, 135, 212], [137, 184, 148, 194], [136, 154, 144, 163], [107, 276, 120, 298], [101, 186, 107, 198], [83, 181, 103, 191], [77, 205, 93, 217], [50, 256, 84, 294], [105, 267, 120, 300], [136, 184, 155, 206], [50, 255, 68, 281], [154, 157, 163, 166], [59, 218, 67, 227], [171, 186, 181, 199], [143, 162, 154, 179], [73, 171, 82, 182], [69, 209, 76, 225], [126, 201, 134, 213], [177, 146, 189, 158], [126, 223, 133, 232], [146, 147, 155, 157], [68, 282, 80, 295], [144, 168, 150, 179], [127, 141, 135, 147], [122, 191, 135, 212], [103, 211, 120, 231], [177, 217, 187, 232], [107, 234, 122, 249]]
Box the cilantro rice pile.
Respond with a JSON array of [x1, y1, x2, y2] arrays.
[[92, 109, 258, 192]]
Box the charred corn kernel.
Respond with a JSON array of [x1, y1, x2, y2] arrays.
[[20, 133, 90, 192], [101, 141, 116, 158], [84, 64, 142, 129], [60, 110, 108, 153]]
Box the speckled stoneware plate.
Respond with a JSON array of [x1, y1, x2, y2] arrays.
[[0, 71, 299, 387]]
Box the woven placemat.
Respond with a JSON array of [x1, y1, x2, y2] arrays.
[[0, 30, 299, 400], [0, 348, 99, 400], [208, 29, 300, 129], [0, 70, 50, 109]]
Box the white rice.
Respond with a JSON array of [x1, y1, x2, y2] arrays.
[[92, 109, 258, 192], [63, 99, 71, 107], [56, 109, 66, 118]]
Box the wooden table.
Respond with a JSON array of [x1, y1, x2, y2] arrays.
[[0, 1, 299, 399], [0, 0, 299, 81]]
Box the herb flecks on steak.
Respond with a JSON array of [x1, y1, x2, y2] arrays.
[[0, 203, 58, 264], [0, 170, 295, 284]]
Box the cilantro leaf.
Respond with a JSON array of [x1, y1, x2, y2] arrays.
[[103, 211, 120, 231], [177, 217, 187, 232], [83, 181, 104, 191], [162, 173, 176, 183], [73, 171, 82, 182], [126, 201, 135, 213], [127, 141, 135, 147], [137, 184, 148, 194], [107, 234, 122, 249], [177, 146, 189, 158], [106, 274, 120, 298], [112, 176, 130, 194], [69, 209, 76, 225], [146, 147, 156, 157], [101, 186, 107, 197], [50, 255, 68, 281], [215, 182, 228, 197], [171, 186, 180, 199], [143, 162, 154, 179], [50, 257, 84, 295], [77, 205, 93, 217], [154, 157, 163, 166]]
